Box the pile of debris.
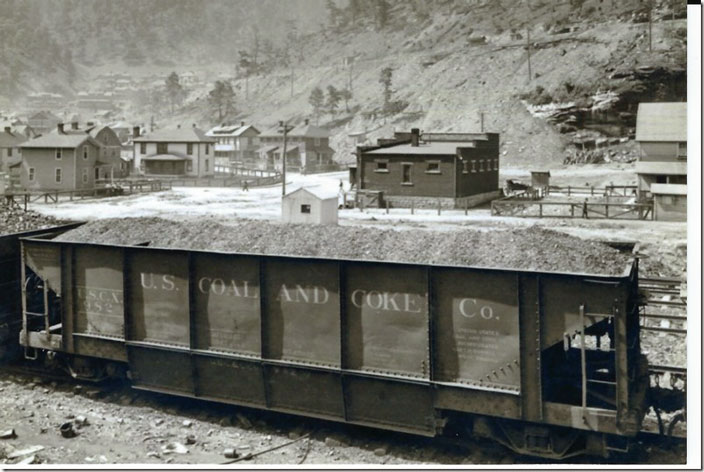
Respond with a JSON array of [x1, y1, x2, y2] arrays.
[[0, 205, 71, 235], [56, 217, 632, 275]]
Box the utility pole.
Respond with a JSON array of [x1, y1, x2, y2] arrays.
[[648, 0, 653, 53], [279, 120, 294, 196], [526, 27, 532, 82], [480, 111, 484, 132]]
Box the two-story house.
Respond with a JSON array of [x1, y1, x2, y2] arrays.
[[19, 123, 102, 191], [132, 126, 216, 177], [0, 126, 26, 173], [206, 122, 260, 167], [256, 119, 336, 173], [87, 125, 129, 179], [634, 102, 687, 221]]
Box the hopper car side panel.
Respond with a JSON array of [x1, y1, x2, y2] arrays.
[[19, 238, 642, 442]]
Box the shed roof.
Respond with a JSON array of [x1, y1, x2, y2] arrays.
[[635, 102, 687, 142], [284, 186, 339, 201], [134, 127, 215, 143], [21, 133, 98, 149], [634, 161, 687, 176], [364, 141, 472, 156]]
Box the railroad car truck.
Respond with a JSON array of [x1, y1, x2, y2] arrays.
[[11, 225, 650, 459]]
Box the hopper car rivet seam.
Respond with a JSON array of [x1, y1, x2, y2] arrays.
[[0, 224, 685, 459]]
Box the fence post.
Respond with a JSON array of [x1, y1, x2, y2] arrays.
[[464, 199, 468, 216], [24, 194, 28, 212], [437, 199, 441, 216], [385, 199, 389, 214], [590, 186, 594, 196], [605, 201, 609, 218], [411, 200, 414, 215], [571, 204, 574, 218], [539, 203, 543, 217]]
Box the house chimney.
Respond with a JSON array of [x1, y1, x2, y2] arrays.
[[58, 123, 65, 134], [133, 126, 140, 138], [87, 121, 94, 127], [240, 121, 245, 127], [3, 126, 10, 134], [71, 122, 79, 130], [192, 123, 196, 128], [304, 119, 309, 125], [410, 128, 420, 147]]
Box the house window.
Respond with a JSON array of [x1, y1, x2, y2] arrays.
[[157, 142, 168, 154], [56, 149, 62, 160], [300, 204, 311, 214], [95, 167, 100, 180], [28, 167, 35, 182], [83, 145, 89, 160], [187, 143, 193, 155], [205, 159, 209, 172], [402, 163, 413, 185], [82, 168, 89, 183], [140, 142, 146, 154], [7, 148, 11, 157], [462, 161, 469, 174], [55, 168, 62, 183], [471, 160, 477, 172], [374, 160, 389, 173], [205, 144, 210, 155], [677, 142, 687, 159], [314, 138, 321, 146], [426, 161, 441, 174], [187, 161, 193, 172]]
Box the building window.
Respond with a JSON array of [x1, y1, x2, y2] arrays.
[[28, 167, 35, 182], [374, 160, 389, 173], [300, 204, 311, 214], [462, 161, 469, 174], [55, 168, 62, 183], [471, 160, 477, 172], [314, 138, 321, 146], [187, 161, 193, 172], [82, 168, 89, 183], [7, 148, 11, 157], [493, 159, 499, 170], [205, 159, 209, 172], [479, 160, 485, 171], [56, 148, 62, 160], [157, 142, 168, 154], [140, 142, 146, 154], [426, 161, 441, 174], [677, 142, 687, 159], [95, 167, 100, 180], [205, 144, 210, 155], [187, 143, 193, 155], [83, 145, 89, 160], [401, 163, 413, 185]]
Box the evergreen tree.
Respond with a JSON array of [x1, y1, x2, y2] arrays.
[[309, 87, 325, 121], [339, 88, 353, 113], [208, 80, 236, 121], [379, 67, 394, 111], [165, 72, 184, 113], [375, 0, 390, 29], [326, 85, 341, 116]]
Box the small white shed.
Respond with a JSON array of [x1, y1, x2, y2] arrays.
[[282, 187, 339, 225]]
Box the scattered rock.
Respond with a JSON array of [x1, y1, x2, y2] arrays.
[[60, 422, 77, 438], [184, 434, 196, 445], [16, 454, 36, 465], [223, 448, 239, 459], [325, 437, 343, 448], [374, 447, 387, 457], [0, 429, 17, 440], [146, 451, 160, 459], [182, 420, 192, 428], [154, 418, 164, 426], [8, 445, 44, 459], [74, 415, 89, 427], [236, 414, 252, 429], [162, 442, 189, 455]]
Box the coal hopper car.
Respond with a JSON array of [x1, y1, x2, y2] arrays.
[[16, 231, 648, 459]]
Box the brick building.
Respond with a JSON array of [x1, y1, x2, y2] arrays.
[[357, 129, 501, 208]]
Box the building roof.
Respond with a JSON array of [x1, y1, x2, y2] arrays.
[[634, 161, 687, 176], [260, 122, 330, 139], [635, 102, 687, 142], [133, 127, 215, 143], [206, 124, 260, 137], [21, 133, 99, 149], [284, 187, 339, 201], [364, 141, 473, 156], [651, 183, 687, 196], [0, 130, 27, 147], [257, 145, 279, 154]]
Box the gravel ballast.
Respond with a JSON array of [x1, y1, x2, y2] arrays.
[[55, 217, 632, 275]]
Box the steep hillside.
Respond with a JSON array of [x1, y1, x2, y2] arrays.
[[161, 0, 687, 167]]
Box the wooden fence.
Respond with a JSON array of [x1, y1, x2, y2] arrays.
[[547, 184, 639, 197], [491, 197, 653, 220]]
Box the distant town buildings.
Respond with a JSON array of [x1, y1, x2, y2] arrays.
[[356, 128, 501, 208], [257, 119, 336, 173], [635, 102, 687, 221], [28, 110, 62, 136], [133, 125, 216, 177], [206, 122, 260, 167]]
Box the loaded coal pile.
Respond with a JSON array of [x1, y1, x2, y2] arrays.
[[56, 217, 632, 275], [0, 206, 71, 235]]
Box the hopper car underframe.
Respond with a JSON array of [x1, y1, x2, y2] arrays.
[[14, 228, 649, 459]]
